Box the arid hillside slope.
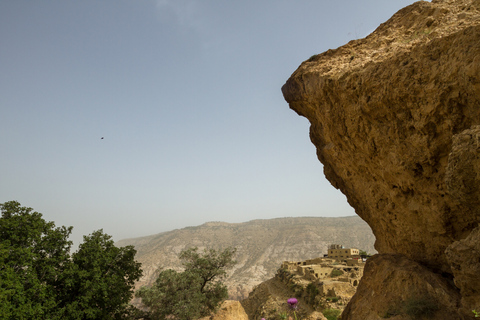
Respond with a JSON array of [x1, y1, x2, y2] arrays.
[[282, 0, 480, 319], [116, 216, 374, 300], [242, 257, 364, 320]]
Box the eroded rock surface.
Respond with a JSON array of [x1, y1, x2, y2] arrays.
[[199, 301, 249, 320], [342, 254, 461, 320], [282, 0, 480, 318]]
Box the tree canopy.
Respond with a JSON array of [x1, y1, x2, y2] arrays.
[[0, 201, 142, 319], [136, 246, 236, 320], [359, 249, 371, 257]]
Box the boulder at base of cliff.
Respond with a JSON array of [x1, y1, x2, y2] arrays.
[[342, 254, 461, 320]]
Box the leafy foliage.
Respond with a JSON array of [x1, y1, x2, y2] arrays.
[[0, 201, 142, 319], [402, 295, 438, 319], [326, 296, 340, 303], [137, 269, 205, 319], [322, 308, 342, 320], [306, 282, 319, 306], [0, 201, 73, 319], [62, 230, 143, 319], [330, 269, 344, 277], [383, 295, 439, 319], [136, 246, 236, 320]]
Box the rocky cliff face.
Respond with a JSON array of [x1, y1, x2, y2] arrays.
[[282, 0, 480, 319]]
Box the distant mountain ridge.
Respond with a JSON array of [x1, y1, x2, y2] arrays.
[[116, 216, 376, 300]]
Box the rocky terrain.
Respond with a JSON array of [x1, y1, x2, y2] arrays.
[[116, 216, 375, 300], [242, 257, 364, 320], [196, 255, 364, 320], [198, 300, 249, 320], [282, 0, 480, 319]]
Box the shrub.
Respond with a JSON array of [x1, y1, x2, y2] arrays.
[[330, 269, 344, 277], [306, 283, 319, 305], [326, 297, 340, 303], [323, 308, 342, 320], [382, 295, 439, 319], [402, 295, 438, 319], [289, 283, 299, 291], [293, 289, 303, 298], [278, 312, 288, 320], [381, 310, 396, 318]]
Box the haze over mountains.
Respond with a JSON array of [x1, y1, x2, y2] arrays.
[[117, 216, 375, 300]]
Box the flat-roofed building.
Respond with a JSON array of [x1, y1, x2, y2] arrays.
[[327, 244, 360, 260]]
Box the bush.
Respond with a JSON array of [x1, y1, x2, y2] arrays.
[[330, 269, 344, 277], [323, 308, 342, 320], [402, 295, 438, 319], [289, 283, 298, 290], [306, 283, 319, 305], [383, 295, 439, 319], [278, 312, 288, 320], [326, 297, 340, 303], [294, 290, 303, 298]]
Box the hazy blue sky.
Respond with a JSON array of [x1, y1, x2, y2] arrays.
[[1, 0, 420, 246]]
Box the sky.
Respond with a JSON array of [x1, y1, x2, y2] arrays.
[[1, 0, 421, 247]]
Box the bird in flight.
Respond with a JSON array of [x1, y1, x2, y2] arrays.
[[101, 137, 104, 140]]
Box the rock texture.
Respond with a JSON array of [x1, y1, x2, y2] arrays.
[[199, 301, 249, 320], [342, 254, 461, 320], [117, 216, 375, 300], [282, 0, 480, 318], [241, 276, 327, 320]]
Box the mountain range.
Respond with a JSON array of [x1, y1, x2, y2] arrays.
[[116, 216, 375, 300]]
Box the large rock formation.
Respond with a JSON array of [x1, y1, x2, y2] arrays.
[[282, 0, 480, 319]]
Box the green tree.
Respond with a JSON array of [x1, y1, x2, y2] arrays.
[[62, 230, 143, 319], [137, 269, 204, 320], [0, 201, 73, 319], [137, 247, 236, 320], [359, 250, 368, 256], [0, 201, 142, 320]]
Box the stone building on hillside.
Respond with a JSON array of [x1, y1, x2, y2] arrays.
[[327, 244, 360, 260], [280, 256, 364, 283]]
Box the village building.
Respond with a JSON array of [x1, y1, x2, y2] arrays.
[[280, 244, 365, 287], [278, 253, 364, 310], [327, 244, 360, 260]]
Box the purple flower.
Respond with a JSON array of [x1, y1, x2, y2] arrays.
[[287, 297, 298, 309]]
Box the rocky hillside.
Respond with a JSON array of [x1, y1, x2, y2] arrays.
[[282, 0, 480, 319], [116, 216, 375, 300], [242, 257, 364, 320]]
